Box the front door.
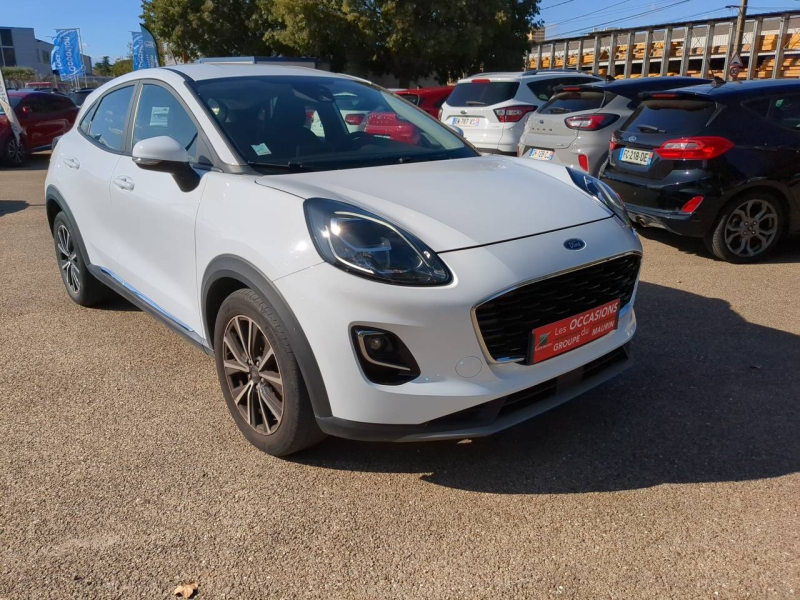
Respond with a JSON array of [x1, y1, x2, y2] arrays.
[[108, 82, 209, 334]]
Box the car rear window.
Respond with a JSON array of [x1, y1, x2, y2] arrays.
[[621, 98, 717, 134], [539, 91, 606, 114], [447, 81, 520, 107]]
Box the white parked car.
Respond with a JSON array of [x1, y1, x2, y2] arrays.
[[45, 65, 642, 456], [439, 70, 602, 155]]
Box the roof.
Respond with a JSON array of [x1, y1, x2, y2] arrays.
[[165, 63, 343, 81], [565, 76, 711, 97], [662, 78, 800, 100], [459, 69, 598, 83]]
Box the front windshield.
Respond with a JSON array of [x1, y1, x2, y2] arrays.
[[192, 75, 477, 172]]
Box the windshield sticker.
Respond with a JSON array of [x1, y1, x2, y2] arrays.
[[150, 106, 170, 127], [251, 143, 271, 156]]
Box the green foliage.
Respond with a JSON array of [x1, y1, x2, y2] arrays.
[[141, 0, 541, 83], [94, 56, 113, 76], [110, 59, 134, 77], [1, 67, 37, 83]]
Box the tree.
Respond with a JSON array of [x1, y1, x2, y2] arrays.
[[94, 56, 113, 76], [0, 67, 37, 84], [141, 0, 285, 60], [110, 58, 133, 77]]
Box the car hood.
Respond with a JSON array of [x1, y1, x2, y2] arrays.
[[255, 155, 612, 252]]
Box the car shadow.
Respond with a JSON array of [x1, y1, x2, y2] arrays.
[[636, 226, 800, 264], [0, 152, 51, 172], [0, 200, 29, 217], [294, 281, 800, 494]]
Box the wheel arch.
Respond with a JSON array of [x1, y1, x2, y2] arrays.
[[45, 185, 91, 259], [201, 255, 332, 418]]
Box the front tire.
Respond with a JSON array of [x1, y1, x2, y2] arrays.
[[705, 192, 785, 263], [52, 212, 112, 306], [3, 135, 27, 167], [213, 289, 324, 456]]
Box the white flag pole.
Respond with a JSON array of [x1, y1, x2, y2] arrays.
[[0, 71, 22, 143]]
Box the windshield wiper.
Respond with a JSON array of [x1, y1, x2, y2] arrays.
[[636, 124, 665, 133], [247, 160, 314, 172], [465, 101, 487, 106]]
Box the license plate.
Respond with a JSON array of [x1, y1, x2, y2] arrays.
[[452, 117, 480, 127], [528, 148, 555, 161], [619, 148, 652, 166], [530, 299, 620, 364]]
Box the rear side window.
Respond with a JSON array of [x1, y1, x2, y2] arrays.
[[84, 86, 135, 152], [447, 82, 520, 107], [527, 77, 594, 102], [539, 91, 606, 114], [768, 95, 800, 131], [743, 97, 771, 118], [621, 98, 717, 134]]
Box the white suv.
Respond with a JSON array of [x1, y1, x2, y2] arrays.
[[440, 70, 602, 155], [45, 65, 641, 456]]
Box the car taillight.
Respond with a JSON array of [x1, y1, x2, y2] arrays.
[[578, 154, 589, 172], [565, 113, 619, 131], [609, 134, 621, 151], [438, 108, 443, 120], [655, 136, 734, 160], [344, 113, 365, 126], [494, 105, 535, 123], [680, 196, 705, 213]]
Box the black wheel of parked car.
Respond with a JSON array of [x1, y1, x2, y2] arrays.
[[214, 289, 325, 457], [3, 136, 27, 167], [52, 212, 112, 306], [706, 192, 785, 263]]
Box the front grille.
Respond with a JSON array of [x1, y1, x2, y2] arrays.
[[474, 254, 641, 362]]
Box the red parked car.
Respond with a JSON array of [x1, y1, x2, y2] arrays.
[[364, 112, 421, 145], [1, 90, 78, 166], [396, 86, 453, 118]]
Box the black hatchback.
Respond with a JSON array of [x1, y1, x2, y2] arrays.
[[601, 79, 800, 263]]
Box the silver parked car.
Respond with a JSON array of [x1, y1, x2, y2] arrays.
[[518, 76, 710, 176]]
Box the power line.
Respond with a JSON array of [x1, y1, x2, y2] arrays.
[[553, 0, 694, 38], [547, 0, 680, 28], [540, 0, 576, 10]]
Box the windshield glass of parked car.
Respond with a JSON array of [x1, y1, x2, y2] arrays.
[[191, 76, 476, 172]]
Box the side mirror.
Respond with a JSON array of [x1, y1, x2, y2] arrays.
[[132, 136, 200, 192], [445, 123, 464, 137]]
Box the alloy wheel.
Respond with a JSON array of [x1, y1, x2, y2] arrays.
[[7, 138, 25, 165], [724, 198, 779, 258], [222, 315, 284, 435], [56, 224, 81, 294]]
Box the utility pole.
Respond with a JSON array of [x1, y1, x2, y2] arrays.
[[728, 0, 748, 79]]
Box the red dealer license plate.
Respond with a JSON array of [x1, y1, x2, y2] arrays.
[[530, 299, 621, 364]]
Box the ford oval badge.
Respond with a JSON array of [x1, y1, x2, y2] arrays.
[[564, 238, 586, 251]]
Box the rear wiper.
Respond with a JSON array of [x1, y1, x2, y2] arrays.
[[636, 124, 665, 133], [247, 160, 313, 172], [465, 101, 487, 106]]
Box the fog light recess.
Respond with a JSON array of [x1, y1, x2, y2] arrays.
[[351, 327, 421, 385]]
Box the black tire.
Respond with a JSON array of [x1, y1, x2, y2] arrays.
[[52, 212, 112, 306], [704, 191, 785, 264], [214, 288, 325, 456], [3, 135, 27, 167]]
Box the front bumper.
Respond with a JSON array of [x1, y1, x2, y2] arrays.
[[274, 217, 641, 430]]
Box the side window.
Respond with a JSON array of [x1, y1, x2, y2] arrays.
[[86, 86, 134, 152], [132, 84, 199, 160], [743, 97, 771, 119], [768, 95, 800, 131]]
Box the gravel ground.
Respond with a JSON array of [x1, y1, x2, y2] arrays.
[[1, 155, 798, 599]]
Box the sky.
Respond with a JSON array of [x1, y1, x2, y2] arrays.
[[2, 0, 798, 63]]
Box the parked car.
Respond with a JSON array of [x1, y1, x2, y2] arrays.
[[601, 79, 800, 263], [364, 111, 421, 144], [69, 88, 96, 107], [518, 76, 710, 176], [396, 86, 453, 118], [46, 65, 641, 456], [439, 70, 602, 155], [1, 90, 78, 166]]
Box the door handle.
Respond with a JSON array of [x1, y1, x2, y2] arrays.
[[113, 176, 135, 192], [64, 157, 80, 170]]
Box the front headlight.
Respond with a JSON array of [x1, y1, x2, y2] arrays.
[[567, 168, 631, 226], [304, 198, 452, 286]]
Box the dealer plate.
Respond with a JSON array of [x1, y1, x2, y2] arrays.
[[530, 299, 621, 364]]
